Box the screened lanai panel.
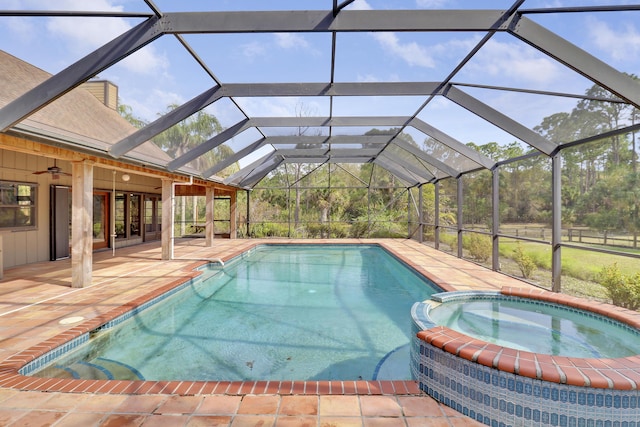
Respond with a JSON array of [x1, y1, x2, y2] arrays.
[[333, 31, 483, 83], [224, 152, 282, 188], [113, 34, 217, 119], [277, 148, 328, 157], [383, 142, 450, 180], [327, 148, 380, 158], [327, 164, 368, 188], [328, 127, 397, 138], [373, 158, 424, 187], [233, 97, 331, 120], [416, 97, 531, 156], [399, 124, 484, 174], [377, 151, 435, 183], [331, 96, 428, 117], [296, 163, 329, 188], [180, 33, 332, 84], [524, 9, 640, 80], [455, 31, 597, 96]]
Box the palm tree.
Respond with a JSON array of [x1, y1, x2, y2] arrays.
[[153, 104, 235, 173]]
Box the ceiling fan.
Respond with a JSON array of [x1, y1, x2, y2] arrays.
[[33, 160, 71, 179]]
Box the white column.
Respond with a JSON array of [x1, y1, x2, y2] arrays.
[[161, 178, 174, 260], [0, 234, 3, 280], [230, 191, 237, 239], [205, 186, 215, 246], [71, 160, 94, 288]]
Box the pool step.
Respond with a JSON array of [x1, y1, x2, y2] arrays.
[[53, 358, 144, 380]]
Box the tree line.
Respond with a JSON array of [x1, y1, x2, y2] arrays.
[[119, 78, 639, 242]]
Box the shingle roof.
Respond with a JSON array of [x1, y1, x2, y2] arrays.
[[0, 49, 171, 166]]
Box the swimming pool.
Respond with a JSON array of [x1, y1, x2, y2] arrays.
[[32, 244, 439, 381]]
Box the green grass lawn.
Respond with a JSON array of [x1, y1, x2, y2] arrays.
[[497, 238, 639, 302], [499, 238, 638, 279]]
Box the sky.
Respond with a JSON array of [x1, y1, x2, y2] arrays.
[[1, 0, 640, 167]]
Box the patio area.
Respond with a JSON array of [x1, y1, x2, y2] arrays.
[[0, 238, 536, 426]]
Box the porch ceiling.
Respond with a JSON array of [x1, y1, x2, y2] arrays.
[[0, 2, 638, 189]]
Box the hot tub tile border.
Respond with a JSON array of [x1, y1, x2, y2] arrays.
[[413, 286, 640, 425], [415, 340, 640, 425]]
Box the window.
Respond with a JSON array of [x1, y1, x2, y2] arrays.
[[0, 181, 37, 229], [114, 192, 143, 239]]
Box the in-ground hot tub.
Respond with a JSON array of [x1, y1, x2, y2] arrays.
[[411, 287, 640, 426]]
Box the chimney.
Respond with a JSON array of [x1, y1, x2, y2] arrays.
[[81, 80, 118, 110]]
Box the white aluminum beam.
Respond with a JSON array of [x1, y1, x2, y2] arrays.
[[443, 86, 557, 155], [392, 139, 461, 178], [166, 119, 251, 171], [377, 152, 436, 182], [409, 118, 495, 169], [110, 86, 224, 158], [202, 138, 267, 178], [160, 10, 512, 34]]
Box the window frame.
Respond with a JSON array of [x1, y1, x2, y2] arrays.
[[0, 180, 38, 231]]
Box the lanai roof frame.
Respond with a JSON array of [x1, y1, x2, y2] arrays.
[[0, 2, 639, 186]]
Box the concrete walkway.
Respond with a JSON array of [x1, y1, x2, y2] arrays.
[[0, 239, 537, 426]]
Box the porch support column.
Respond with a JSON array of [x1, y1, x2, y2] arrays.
[[0, 235, 3, 279], [492, 167, 500, 271], [457, 176, 463, 258], [418, 185, 424, 243], [552, 153, 562, 292], [205, 186, 215, 246], [161, 178, 174, 260], [230, 191, 237, 239], [246, 190, 250, 237], [71, 160, 94, 288], [434, 181, 440, 250]]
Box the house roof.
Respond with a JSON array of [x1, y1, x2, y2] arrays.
[[0, 50, 201, 177], [0, 3, 639, 189]]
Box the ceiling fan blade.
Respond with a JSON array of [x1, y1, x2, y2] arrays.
[[32, 170, 49, 175]]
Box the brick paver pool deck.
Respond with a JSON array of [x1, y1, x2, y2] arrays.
[[0, 239, 541, 426]]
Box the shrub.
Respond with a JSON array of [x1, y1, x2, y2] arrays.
[[597, 263, 640, 310], [513, 241, 536, 279], [349, 221, 370, 238], [330, 223, 349, 238], [250, 222, 289, 237], [440, 233, 457, 253], [468, 233, 491, 262]]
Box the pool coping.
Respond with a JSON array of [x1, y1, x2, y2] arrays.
[[0, 241, 436, 396], [416, 286, 640, 390]]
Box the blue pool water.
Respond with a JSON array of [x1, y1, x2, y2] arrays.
[[428, 295, 640, 358], [36, 245, 439, 381]]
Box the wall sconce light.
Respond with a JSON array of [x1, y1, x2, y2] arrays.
[[122, 173, 131, 182]]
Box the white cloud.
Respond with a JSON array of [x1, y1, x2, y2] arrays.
[[347, 0, 435, 68], [373, 32, 436, 68], [5, 17, 36, 42], [588, 17, 640, 62], [465, 38, 561, 85], [416, 0, 448, 7], [274, 33, 310, 50], [241, 41, 267, 59], [236, 97, 324, 118], [36, 0, 169, 76], [345, 0, 372, 11], [357, 74, 381, 82], [119, 87, 184, 122]]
